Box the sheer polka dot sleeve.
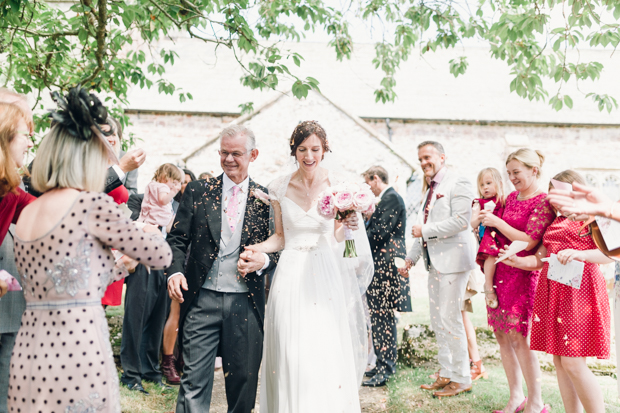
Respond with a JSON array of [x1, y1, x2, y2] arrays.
[[526, 196, 556, 242], [86, 194, 172, 270]]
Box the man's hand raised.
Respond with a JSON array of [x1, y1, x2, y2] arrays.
[[119, 148, 146, 173]]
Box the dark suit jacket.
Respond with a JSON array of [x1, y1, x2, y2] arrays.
[[366, 187, 412, 312], [165, 175, 278, 333]]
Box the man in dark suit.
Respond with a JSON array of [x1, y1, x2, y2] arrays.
[[119, 193, 178, 394], [167, 125, 278, 413], [362, 165, 411, 387]]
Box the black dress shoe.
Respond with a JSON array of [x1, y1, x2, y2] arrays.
[[362, 373, 390, 387], [364, 368, 377, 378], [126, 383, 150, 395]]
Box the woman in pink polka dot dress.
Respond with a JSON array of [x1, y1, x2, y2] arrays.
[[502, 170, 611, 413], [7, 87, 172, 413]]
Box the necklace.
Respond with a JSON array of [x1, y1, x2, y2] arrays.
[[517, 186, 541, 200]]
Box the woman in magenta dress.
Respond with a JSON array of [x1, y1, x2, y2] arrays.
[[504, 170, 610, 413], [479, 148, 555, 413]]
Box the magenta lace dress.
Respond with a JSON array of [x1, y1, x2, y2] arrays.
[[487, 191, 555, 337]]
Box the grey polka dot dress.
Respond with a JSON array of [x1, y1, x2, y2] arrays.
[[8, 192, 172, 413]]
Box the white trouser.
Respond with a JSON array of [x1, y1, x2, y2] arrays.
[[428, 265, 471, 385]]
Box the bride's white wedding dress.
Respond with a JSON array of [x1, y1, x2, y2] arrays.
[[260, 173, 374, 413]]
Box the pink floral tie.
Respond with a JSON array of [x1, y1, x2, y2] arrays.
[[227, 186, 240, 233]]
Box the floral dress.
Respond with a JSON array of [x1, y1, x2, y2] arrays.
[[8, 192, 171, 413], [486, 192, 555, 337], [530, 217, 610, 358]]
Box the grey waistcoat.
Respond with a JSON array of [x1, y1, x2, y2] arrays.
[[201, 210, 248, 293]]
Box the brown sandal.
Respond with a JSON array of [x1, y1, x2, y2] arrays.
[[470, 359, 488, 381]]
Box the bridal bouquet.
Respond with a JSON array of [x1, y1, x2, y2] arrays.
[[317, 183, 377, 258]]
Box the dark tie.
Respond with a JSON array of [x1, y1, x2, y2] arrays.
[[423, 181, 436, 224]]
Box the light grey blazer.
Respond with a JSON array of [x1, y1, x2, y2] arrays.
[[118, 150, 139, 195], [407, 168, 478, 275], [0, 225, 26, 334]]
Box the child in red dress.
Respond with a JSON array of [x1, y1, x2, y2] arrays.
[[502, 170, 611, 413], [470, 167, 508, 309]]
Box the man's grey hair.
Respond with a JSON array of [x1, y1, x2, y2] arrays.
[[417, 140, 445, 155], [219, 124, 256, 151]]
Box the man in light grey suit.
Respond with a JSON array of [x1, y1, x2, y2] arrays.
[[103, 117, 140, 195], [401, 141, 477, 398], [0, 225, 24, 413]]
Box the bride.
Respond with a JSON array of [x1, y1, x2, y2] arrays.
[[244, 121, 374, 412]]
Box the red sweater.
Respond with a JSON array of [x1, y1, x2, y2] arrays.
[[0, 187, 35, 244]]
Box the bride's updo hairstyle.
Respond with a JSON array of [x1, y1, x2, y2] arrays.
[[289, 120, 331, 160]]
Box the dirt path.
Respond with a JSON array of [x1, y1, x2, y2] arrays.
[[207, 369, 388, 412]]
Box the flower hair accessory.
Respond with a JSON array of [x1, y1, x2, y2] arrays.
[[49, 86, 118, 163]]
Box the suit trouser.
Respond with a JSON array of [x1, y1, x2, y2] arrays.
[[366, 291, 397, 377], [120, 265, 169, 386], [0, 332, 16, 413], [428, 265, 471, 385], [176, 288, 262, 413]]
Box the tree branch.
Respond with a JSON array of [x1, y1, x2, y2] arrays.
[[0, 27, 79, 38], [81, 0, 107, 85], [187, 28, 233, 46]]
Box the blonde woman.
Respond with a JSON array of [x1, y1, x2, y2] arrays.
[[480, 148, 556, 413], [8, 87, 171, 413]]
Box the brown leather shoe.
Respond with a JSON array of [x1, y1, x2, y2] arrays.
[[432, 381, 472, 397], [420, 376, 450, 391], [162, 354, 181, 385]]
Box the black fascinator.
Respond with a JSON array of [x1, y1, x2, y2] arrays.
[[49, 86, 118, 163]]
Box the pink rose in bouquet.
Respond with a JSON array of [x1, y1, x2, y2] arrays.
[[316, 182, 379, 258], [353, 189, 375, 215], [333, 190, 354, 212], [317, 190, 337, 219]]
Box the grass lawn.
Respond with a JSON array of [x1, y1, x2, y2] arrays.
[[390, 293, 620, 412], [386, 364, 620, 413], [108, 286, 619, 412]]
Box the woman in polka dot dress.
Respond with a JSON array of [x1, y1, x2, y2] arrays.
[[502, 170, 611, 413], [7, 87, 172, 413]]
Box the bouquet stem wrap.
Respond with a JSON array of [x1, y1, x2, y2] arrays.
[[337, 210, 358, 258], [343, 227, 357, 258]]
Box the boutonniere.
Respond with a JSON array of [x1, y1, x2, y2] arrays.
[[252, 188, 271, 205], [436, 193, 445, 200]]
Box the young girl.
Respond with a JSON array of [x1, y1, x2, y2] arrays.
[[470, 167, 507, 309], [502, 170, 611, 413], [138, 163, 183, 232]]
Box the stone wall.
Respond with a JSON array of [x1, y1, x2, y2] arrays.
[[364, 118, 620, 194], [126, 111, 620, 196]]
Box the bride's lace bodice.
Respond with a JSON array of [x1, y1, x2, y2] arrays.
[[279, 197, 333, 252], [268, 173, 333, 252]]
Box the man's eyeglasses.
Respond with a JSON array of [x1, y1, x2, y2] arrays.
[[219, 150, 249, 159]]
